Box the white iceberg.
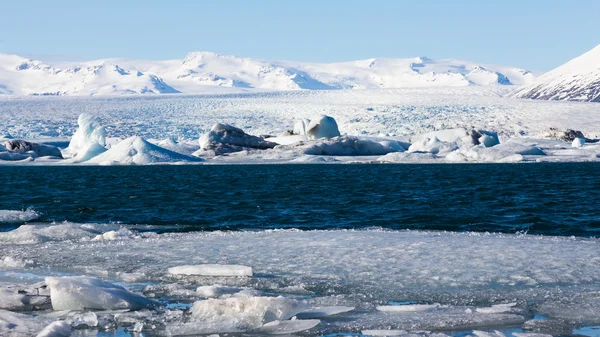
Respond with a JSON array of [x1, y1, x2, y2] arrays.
[[293, 119, 311, 136], [306, 115, 341, 140], [302, 136, 402, 156], [63, 113, 107, 159], [168, 264, 253, 277], [408, 137, 458, 154], [87, 136, 200, 165], [45, 276, 158, 311], [198, 123, 277, 156], [572, 137, 585, 148], [3, 140, 63, 158]]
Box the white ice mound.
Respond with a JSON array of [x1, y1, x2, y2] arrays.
[[411, 128, 499, 148], [168, 264, 253, 277], [198, 123, 277, 155], [447, 142, 547, 163], [189, 296, 310, 332], [306, 115, 341, 140], [0, 209, 39, 223], [196, 285, 246, 298], [36, 321, 71, 337], [293, 119, 311, 136], [64, 114, 107, 159], [3, 140, 63, 158], [45, 276, 158, 311], [87, 136, 200, 165], [479, 130, 500, 147], [302, 136, 402, 156], [572, 137, 585, 148], [408, 137, 458, 154]]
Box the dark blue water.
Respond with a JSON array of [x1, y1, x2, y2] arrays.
[[2, 163, 600, 236]]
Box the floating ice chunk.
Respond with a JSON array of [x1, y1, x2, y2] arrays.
[[302, 136, 400, 156], [198, 123, 277, 155], [306, 115, 341, 140], [87, 136, 200, 165], [377, 304, 443, 312], [63, 113, 106, 159], [475, 303, 517, 314], [296, 306, 355, 319], [408, 137, 458, 154], [572, 137, 585, 148], [36, 321, 72, 337], [293, 119, 311, 136], [168, 264, 253, 277], [155, 138, 200, 155], [190, 296, 309, 332], [3, 140, 63, 158], [0, 209, 39, 223], [479, 130, 500, 147], [45, 276, 158, 311], [66, 311, 98, 328], [70, 142, 107, 163], [253, 319, 320, 334], [196, 285, 246, 298]]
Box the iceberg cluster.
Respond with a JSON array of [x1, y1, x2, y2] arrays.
[[1, 110, 598, 165]]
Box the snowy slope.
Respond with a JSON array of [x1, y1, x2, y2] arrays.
[[512, 44, 600, 102], [0, 52, 534, 96], [0, 54, 179, 96]]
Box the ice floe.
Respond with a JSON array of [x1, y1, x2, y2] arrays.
[[45, 276, 158, 311]]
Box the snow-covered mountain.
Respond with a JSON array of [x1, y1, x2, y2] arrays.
[[0, 52, 534, 96], [512, 44, 600, 102]]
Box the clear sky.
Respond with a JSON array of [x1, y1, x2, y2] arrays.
[[1, 0, 598, 72]]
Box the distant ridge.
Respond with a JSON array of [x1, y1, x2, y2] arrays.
[[0, 52, 534, 96], [512, 44, 600, 102]]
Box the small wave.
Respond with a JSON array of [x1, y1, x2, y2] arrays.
[[0, 209, 39, 223]]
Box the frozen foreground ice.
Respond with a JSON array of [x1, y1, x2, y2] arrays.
[[1, 225, 600, 336], [1, 88, 600, 164]]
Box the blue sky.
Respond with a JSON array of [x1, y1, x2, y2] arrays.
[[1, 0, 598, 71]]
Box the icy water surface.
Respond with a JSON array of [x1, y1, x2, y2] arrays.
[[2, 163, 600, 236], [2, 163, 600, 337]]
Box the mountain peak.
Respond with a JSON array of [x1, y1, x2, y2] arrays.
[[513, 44, 600, 102]]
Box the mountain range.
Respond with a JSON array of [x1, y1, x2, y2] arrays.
[[0, 52, 534, 96]]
